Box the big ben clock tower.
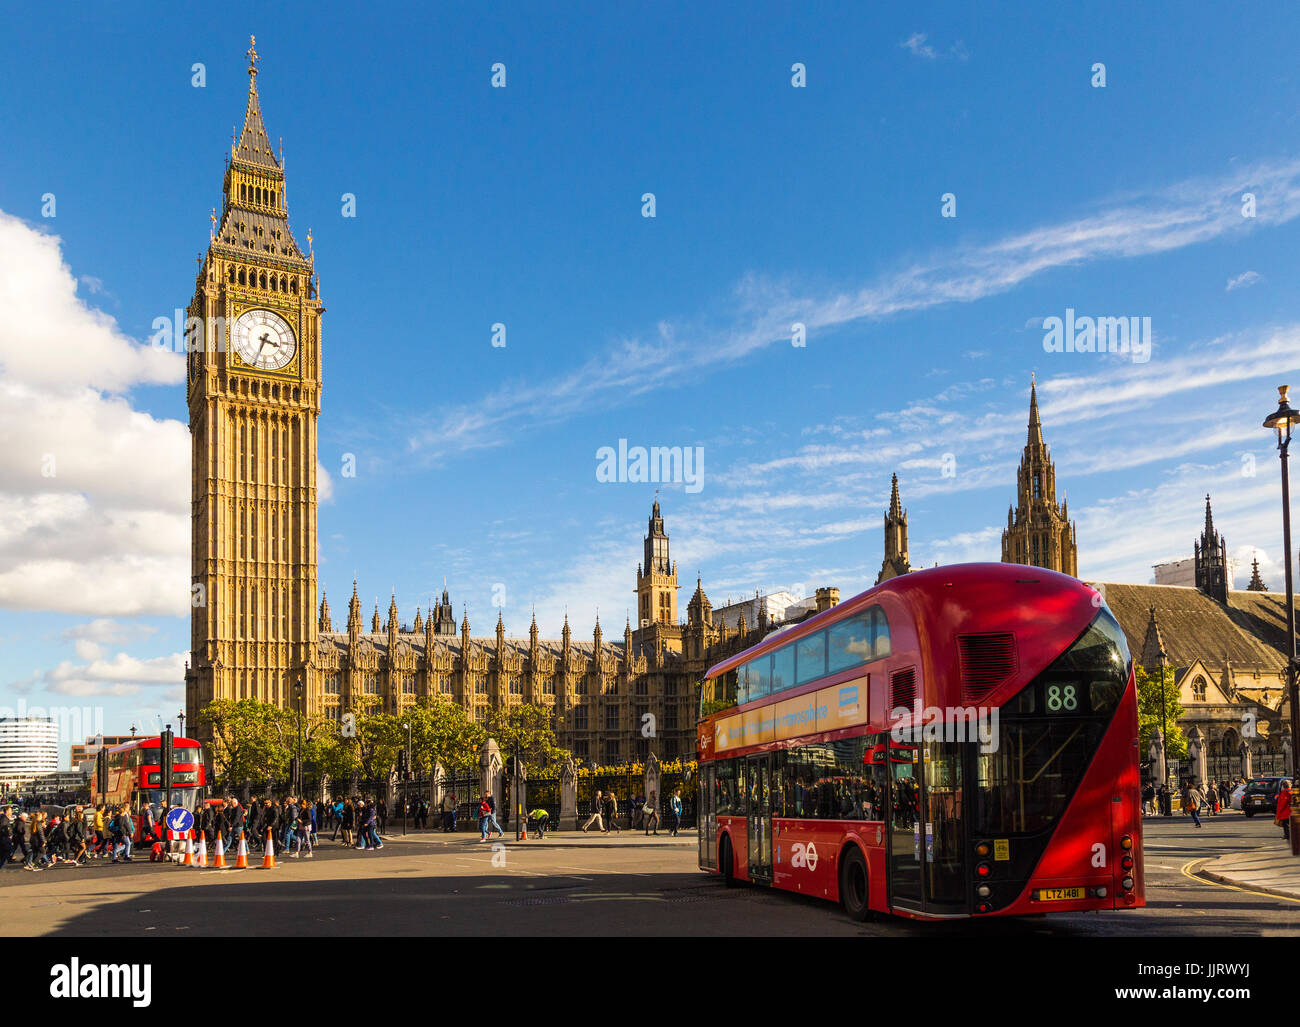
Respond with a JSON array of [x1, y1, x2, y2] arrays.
[[185, 38, 323, 734]]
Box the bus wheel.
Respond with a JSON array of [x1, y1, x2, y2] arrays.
[[720, 837, 736, 888], [839, 847, 871, 921]]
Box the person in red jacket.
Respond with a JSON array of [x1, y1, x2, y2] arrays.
[[1275, 780, 1292, 842]]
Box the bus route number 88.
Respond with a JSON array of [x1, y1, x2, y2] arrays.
[[1046, 683, 1078, 713]]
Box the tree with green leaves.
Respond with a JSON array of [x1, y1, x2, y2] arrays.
[[405, 698, 485, 777], [198, 698, 297, 791], [1136, 663, 1186, 760], [484, 702, 571, 773]]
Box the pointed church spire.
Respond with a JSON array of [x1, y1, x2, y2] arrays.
[[371, 602, 381, 633], [529, 607, 539, 649], [1028, 373, 1043, 446], [412, 606, 424, 634], [387, 591, 399, 634], [1248, 556, 1268, 592], [347, 579, 362, 637], [1139, 605, 1168, 672], [318, 591, 332, 633], [888, 472, 903, 519], [878, 472, 913, 584]]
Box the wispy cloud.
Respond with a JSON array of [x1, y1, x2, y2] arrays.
[[1226, 269, 1262, 291], [900, 33, 969, 61], [404, 156, 1300, 466]]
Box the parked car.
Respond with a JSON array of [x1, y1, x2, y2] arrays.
[[1241, 776, 1285, 817]]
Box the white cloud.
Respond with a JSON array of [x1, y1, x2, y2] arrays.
[[0, 211, 190, 617], [1226, 270, 1261, 291], [12, 650, 188, 699]]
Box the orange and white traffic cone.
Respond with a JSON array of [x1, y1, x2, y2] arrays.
[[521, 819, 528, 840], [212, 830, 226, 869], [195, 833, 207, 867], [261, 827, 277, 869], [234, 830, 249, 869], [182, 834, 194, 866]]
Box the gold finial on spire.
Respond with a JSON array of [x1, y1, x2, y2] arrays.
[[247, 35, 259, 78], [307, 227, 313, 259], [210, 207, 217, 241]]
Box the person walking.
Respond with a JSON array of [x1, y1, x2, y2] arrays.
[[605, 791, 621, 833], [92, 804, 108, 858], [331, 797, 345, 840], [68, 808, 88, 865], [1206, 783, 1219, 816], [14, 812, 35, 870], [442, 791, 457, 832], [340, 798, 355, 847], [670, 788, 683, 837], [1186, 781, 1205, 829], [0, 806, 13, 870], [479, 792, 504, 840], [582, 791, 605, 834], [643, 791, 660, 835], [1276, 780, 1292, 842]]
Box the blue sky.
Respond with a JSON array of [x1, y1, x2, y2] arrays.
[[3, 2, 1300, 762]]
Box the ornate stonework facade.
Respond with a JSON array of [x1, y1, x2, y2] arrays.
[[1001, 376, 1078, 575]]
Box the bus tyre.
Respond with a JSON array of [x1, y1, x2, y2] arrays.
[[720, 837, 736, 888], [839, 847, 871, 921]]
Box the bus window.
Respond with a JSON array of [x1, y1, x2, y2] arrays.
[[772, 646, 794, 693], [796, 631, 827, 685], [745, 655, 771, 703], [872, 607, 891, 659], [828, 612, 872, 673]]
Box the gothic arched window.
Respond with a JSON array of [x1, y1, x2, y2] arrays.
[[238, 268, 246, 285]]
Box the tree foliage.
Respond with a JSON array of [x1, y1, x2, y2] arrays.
[[1135, 664, 1186, 759], [484, 702, 570, 771]]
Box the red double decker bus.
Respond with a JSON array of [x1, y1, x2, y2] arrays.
[[696, 563, 1143, 920], [89, 736, 208, 841]]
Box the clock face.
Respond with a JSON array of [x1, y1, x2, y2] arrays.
[[233, 308, 296, 371]]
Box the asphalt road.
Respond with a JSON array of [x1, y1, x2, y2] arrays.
[[0, 812, 1294, 936]]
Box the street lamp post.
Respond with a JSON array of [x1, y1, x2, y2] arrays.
[[177, 709, 186, 738], [403, 721, 411, 837], [1263, 386, 1300, 787], [292, 679, 305, 798], [1157, 646, 1171, 815]]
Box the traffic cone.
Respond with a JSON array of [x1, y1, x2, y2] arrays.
[[212, 830, 226, 869], [261, 827, 277, 869], [521, 819, 528, 840], [182, 834, 194, 866], [234, 830, 249, 869], [195, 833, 207, 867]]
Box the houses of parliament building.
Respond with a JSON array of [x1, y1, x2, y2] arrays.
[[183, 43, 1292, 772]]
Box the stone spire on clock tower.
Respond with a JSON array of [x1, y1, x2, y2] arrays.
[[185, 37, 325, 737]]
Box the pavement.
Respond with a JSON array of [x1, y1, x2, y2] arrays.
[[1198, 836, 1300, 901]]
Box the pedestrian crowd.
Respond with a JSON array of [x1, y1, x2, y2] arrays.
[[579, 787, 683, 837]]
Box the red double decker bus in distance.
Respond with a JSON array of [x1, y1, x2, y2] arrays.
[[696, 563, 1143, 920], [89, 736, 208, 841]]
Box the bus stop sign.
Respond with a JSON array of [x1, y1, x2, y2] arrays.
[[165, 808, 193, 834]]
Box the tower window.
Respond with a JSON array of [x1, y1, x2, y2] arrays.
[[1033, 473, 1042, 499], [238, 268, 246, 285]]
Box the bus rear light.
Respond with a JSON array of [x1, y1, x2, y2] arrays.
[[1093, 886, 1107, 899], [1120, 835, 1133, 850], [1120, 855, 1133, 871], [976, 885, 991, 898], [974, 842, 990, 857], [976, 863, 990, 877], [1121, 876, 1134, 891], [976, 903, 990, 913]]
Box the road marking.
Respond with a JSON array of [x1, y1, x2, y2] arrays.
[[1180, 858, 1300, 905]]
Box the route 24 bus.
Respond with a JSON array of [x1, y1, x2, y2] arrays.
[[696, 563, 1144, 920], [88, 736, 208, 843]]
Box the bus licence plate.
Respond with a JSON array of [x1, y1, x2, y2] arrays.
[[1037, 887, 1086, 902]]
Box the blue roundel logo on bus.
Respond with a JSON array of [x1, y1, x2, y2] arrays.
[[165, 808, 194, 834]]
